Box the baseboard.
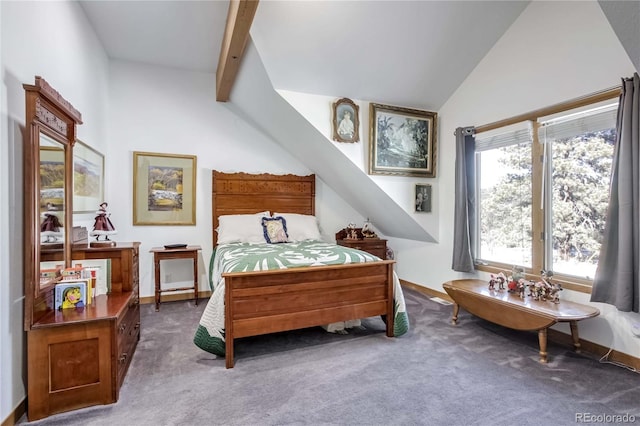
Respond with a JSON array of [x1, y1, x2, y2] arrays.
[[547, 328, 639, 371], [139, 290, 212, 305], [1, 399, 25, 426], [399, 279, 639, 372], [400, 279, 453, 302]]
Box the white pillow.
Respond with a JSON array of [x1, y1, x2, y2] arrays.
[[272, 213, 321, 241], [217, 211, 270, 244]]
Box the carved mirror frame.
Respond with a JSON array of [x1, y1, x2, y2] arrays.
[[23, 76, 82, 330]]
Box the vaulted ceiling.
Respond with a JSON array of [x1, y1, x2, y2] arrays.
[[78, 0, 639, 111], [79, 1, 532, 110], [78, 0, 639, 241]]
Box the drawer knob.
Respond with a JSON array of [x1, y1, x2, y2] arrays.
[[119, 353, 128, 364], [119, 324, 127, 333]]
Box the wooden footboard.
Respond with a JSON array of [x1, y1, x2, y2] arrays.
[[224, 260, 395, 368]]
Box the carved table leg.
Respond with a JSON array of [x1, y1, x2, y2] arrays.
[[192, 255, 198, 306], [154, 254, 161, 312], [451, 303, 460, 325], [538, 328, 548, 363], [569, 320, 582, 353]]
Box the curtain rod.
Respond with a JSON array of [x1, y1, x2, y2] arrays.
[[473, 85, 621, 135]]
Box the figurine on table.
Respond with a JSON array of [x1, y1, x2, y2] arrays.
[[346, 222, 359, 240], [90, 202, 117, 241], [362, 218, 378, 239]]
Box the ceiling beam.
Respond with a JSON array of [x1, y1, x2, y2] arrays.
[[216, 0, 259, 102]]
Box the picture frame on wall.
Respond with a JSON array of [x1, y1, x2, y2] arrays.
[[133, 151, 197, 226], [332, 98, 360, 143], [73, 140, 105, 214], [415, 183, 432, 213], [369, 103, 437, 177]]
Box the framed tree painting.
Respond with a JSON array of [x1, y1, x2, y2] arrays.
[[332, 98, 359, 143], [369, 103, 438, 177], [133, 151, 197, 225], [73, 140, 104, 213]]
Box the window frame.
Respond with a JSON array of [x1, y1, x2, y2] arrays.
[[473, 87, 620, 293]]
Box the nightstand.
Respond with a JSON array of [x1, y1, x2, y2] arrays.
[[150, 245, 201, 311], [335, 228, 387, 259]]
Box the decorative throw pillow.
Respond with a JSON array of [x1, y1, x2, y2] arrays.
[[262, 216, 289, 243]]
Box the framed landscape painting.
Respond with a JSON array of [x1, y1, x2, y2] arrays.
[[39, 145, 65, 213], [369, 103, 438, 177], [73, 140, 104, 213], [133, 151, 197, 225]]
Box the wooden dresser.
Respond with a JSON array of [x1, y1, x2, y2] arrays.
[[335, 228, 387, 259], [29, 243, 141, 420], [22, 78, 141, 420]]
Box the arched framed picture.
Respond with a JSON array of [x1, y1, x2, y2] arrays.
[[332, 98, 360, 143]]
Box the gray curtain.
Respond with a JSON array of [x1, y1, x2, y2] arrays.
[[452, 126, 476, 272], [591, 73, 640, 313]]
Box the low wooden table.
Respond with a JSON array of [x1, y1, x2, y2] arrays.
[[442, 279, 600, 363], [150, 245, 201, 311]]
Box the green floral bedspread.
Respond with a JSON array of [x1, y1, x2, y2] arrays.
[[194, 241, 409, 356]]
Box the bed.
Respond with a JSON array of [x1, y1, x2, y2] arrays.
[[194, 171, 408, 368]]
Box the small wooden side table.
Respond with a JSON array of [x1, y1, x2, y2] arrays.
[[150, 245, 201, 311]]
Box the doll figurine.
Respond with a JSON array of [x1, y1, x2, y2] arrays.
[[90, 202, 117, 241], [41, 212, 63, 242]]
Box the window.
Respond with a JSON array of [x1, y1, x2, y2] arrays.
[[474, 95, 618, 289], [476, 123, 533, 268], [540, 104, 617, 279]]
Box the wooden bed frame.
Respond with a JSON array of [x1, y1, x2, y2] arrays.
[[212, 171, 395, 368]]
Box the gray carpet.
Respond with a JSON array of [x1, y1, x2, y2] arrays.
[[20, 288, 640, 425]]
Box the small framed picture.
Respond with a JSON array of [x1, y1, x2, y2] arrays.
[[332, 98, 359, 143], [415, 184, 432, 213]]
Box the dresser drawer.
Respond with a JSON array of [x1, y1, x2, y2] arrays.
[[336, 239, 387, 259], [115, 301, 140, 389]]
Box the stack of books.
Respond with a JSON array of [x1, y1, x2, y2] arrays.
[[47, 260, 112, 310], [53, 263, 101, 310]]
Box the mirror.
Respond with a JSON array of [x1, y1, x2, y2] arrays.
[[38, 132, 67, 290], [23, 76, 82, 325], [39, 133, 66, 249]]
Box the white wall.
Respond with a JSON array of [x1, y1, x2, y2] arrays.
[[401, 1, 639, 358], [281, 1, 640, 361], [0, 1, 109, 421], [0, 4, 364, 420], [2, 1, 639, 421], [279, 90, 440, 242], [106, 59, 363, 300]]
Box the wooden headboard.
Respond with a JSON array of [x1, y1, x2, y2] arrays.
[[212, 171, 316, 246]]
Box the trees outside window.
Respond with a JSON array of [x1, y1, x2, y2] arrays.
[[475, 101, 617, 286]]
